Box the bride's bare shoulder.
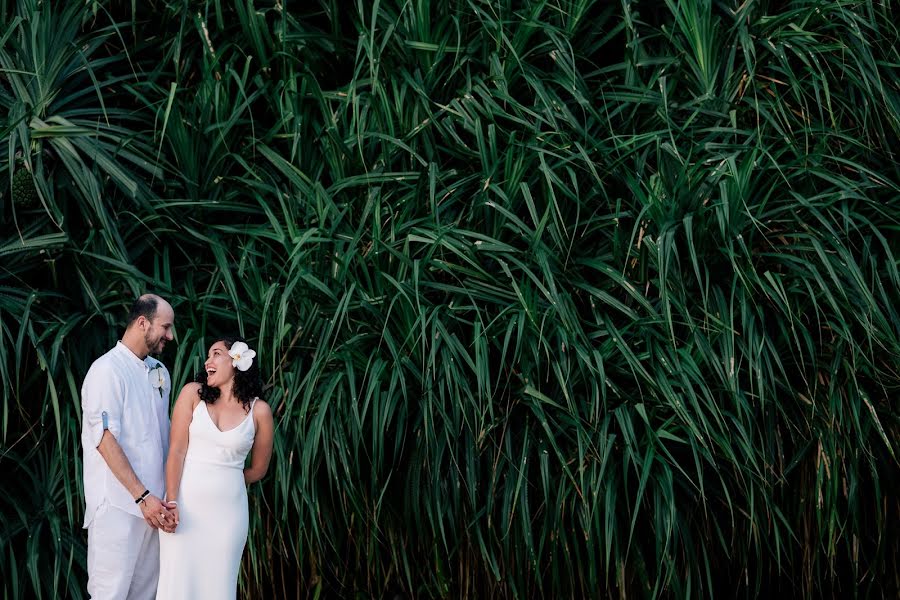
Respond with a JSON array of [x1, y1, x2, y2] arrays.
[[253, 398, 273, 418], [177, 382, 203, 403]]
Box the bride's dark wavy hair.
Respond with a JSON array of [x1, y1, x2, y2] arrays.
[[194, 335, 264, 412]]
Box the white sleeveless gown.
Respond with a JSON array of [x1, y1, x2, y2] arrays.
[[157, 399, 256, 599]]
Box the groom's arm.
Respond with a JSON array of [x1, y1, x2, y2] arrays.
[[96, 431, 151, 499], [97, 432, 176, 532], [84, 365, 144, 499]]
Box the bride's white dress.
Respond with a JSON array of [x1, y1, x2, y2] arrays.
[[157, 399, 257, 599]]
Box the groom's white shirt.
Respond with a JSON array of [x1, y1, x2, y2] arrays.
[[81, 341, 170, 527]]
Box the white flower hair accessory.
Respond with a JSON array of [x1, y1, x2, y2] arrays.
[[228, 341, 256, 372]]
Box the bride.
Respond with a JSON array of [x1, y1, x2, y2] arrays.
[[157, 336, 274, 599]]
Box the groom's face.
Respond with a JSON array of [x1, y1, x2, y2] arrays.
[[143, 304, 175, 355]]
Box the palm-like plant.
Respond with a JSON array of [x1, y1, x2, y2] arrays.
[[2, 0, 898, 598], [0, 2, 167, 597]]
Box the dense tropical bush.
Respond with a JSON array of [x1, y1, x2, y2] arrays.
[[1, 0, 898, 597]]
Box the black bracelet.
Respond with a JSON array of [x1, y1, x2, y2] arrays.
[[135, 489, 150, 504]]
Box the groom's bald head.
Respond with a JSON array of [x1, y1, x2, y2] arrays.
[[127, 294, 167, 327]]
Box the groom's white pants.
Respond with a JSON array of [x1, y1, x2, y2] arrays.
[[87, 503, 159, 600]]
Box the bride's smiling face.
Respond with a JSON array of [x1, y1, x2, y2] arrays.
[[204, 341, 235, 388]]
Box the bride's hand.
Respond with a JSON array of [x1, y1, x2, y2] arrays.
[[164, 499, 180, 530]]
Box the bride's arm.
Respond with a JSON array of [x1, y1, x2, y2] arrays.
[[244, 400, 274, 484], [164, 383, 201, 514]]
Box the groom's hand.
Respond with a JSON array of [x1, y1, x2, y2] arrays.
[[140, 494, 176, 532]]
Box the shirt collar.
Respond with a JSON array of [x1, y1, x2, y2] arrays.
[[116, 340, 151, 371]]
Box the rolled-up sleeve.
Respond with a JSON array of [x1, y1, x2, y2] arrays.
[[82, 363, 124, 448]]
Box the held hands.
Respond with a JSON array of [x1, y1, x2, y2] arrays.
[[139, 494, 177, 532]]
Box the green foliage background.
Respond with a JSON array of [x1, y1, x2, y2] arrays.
[[1, 0, 898, 597]]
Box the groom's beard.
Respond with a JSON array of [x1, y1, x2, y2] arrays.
[[145, 331, 167, 355]]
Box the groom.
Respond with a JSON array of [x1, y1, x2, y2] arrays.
[[81, 294, 176, 599]]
